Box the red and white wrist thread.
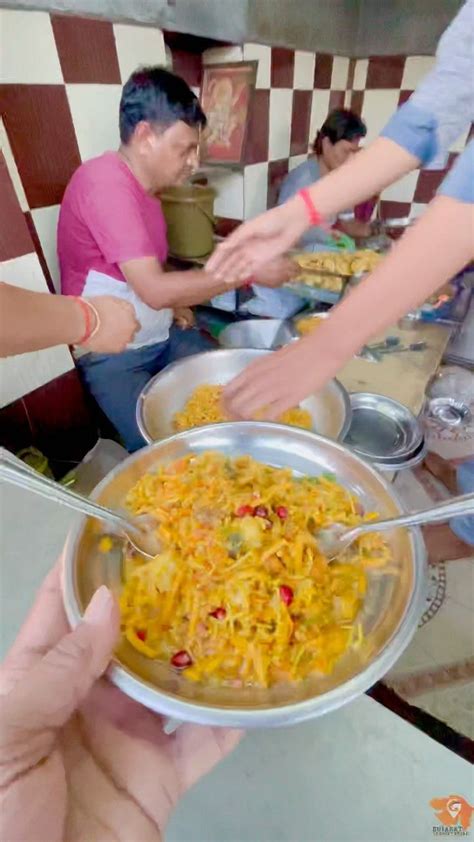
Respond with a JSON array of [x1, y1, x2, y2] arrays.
[[297, 187, 324, 227], [74, 298, 101, 346]]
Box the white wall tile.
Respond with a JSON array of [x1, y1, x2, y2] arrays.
[[164, 45, 173, 70], [362, 90, 400, 145], [410, 202, 427, 219], [402, 56, 435, 90], [381, 170, 419, 203], [289, 154, 308, 171], [269, 89, 293, 161], [309, 89, 330, 143], [331, 56, 349, 90], [30, 205, 61, 292], [207, 169, 244, 220], [243, 43, 271, 89], [0, 10, 63, 84], [66, 84, 122, 161], [0, 250, 49, 294], [0, 118, 29, 212], [113, 23, 166, 84], [293, 51, 316, 90], [353, 59, 368, 90], [203, 46, 243, 65], [244, 163, 269, 219], [0, 253, 73, 407]]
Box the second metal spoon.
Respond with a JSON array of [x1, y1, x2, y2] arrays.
[[318, 492, 474, 561]]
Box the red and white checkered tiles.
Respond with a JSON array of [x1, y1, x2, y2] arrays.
[[1, 9, 170, 292], [205, 48, 472, 226], [203, 45, 355, 222], [2, 9, 472, 289]]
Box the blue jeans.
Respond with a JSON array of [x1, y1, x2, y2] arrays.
[[77, 326, 215, 452]]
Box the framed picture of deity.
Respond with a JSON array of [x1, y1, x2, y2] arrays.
[[200, 61, 257, 165]]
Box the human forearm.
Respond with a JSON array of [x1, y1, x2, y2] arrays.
[[121, 259, 238, 309], [308, 195, 474, 361], [157, 269, 237, 307], [0, 283, 84, 356]]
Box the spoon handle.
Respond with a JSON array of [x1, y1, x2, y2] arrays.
[[346, 492, 474, 542], [0, 447, 134, 535]]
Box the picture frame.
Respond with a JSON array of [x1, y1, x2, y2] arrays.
[[200, 61, 257, 165]]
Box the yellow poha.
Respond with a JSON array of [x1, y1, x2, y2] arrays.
[[120, 452, 391, 688], [173, 384, 312, 432]]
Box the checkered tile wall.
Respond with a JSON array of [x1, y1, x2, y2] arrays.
[[2, 9, 472, 294], [204, 48, 472, 226], [1, 9, 169, 293], [203, 45, 355, 223]]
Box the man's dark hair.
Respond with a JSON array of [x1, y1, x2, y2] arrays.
[[313, 109, 366, 155], [119, 65, 207, 144]]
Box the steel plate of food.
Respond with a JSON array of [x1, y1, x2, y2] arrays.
[[63, 423, 426, 728], [136, 349, 351, 443]]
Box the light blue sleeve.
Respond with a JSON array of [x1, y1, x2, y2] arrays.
[[382, 0, 474, 167], [438, 140, 474, 203]]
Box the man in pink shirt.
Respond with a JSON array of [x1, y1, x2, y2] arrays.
[[58, 66, 292, 450]]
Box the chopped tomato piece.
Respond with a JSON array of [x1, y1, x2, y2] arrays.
[[209, 607, 226, 620], [279, 585, 294, 606], [171, 650, 193, 668], [236, 504, 254, 518]]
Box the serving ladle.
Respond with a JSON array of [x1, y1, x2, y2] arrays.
[[0, 448, 160, 559], [318, 493, 474, 561]]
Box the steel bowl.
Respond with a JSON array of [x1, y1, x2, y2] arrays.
[[343, 393, 424, 464], [136, 349, 351, 443], [62, 423, 426, 728], [218, 319, 297, 350]]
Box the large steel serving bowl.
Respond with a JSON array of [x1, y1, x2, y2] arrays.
[[63, 423, 426, 728], [136, 349, 351, 443]]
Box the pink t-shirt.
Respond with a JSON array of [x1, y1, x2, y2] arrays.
[[58, 152, 172, 347], [58, 151, 168, 296]]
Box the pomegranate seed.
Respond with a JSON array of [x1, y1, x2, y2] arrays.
[[135, 629, 147, 641], [279, 585, 294, 606], [236, 504, 254, 517], [254, 505, 269, 518], [209, 607, 226, 620], [171, 650, 193, 669], [275, 505, 288, 520]]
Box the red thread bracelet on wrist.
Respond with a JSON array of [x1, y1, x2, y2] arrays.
[[75, 298, 98, 345], [298, 187, 323, 227]]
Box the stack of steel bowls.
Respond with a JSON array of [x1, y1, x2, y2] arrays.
[[343, 393, 426, 472]]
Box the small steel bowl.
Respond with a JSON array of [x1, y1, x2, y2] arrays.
[[136, 348, 351, 444], [344, 393, 424, 464], [62, 423, 426, 728]]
